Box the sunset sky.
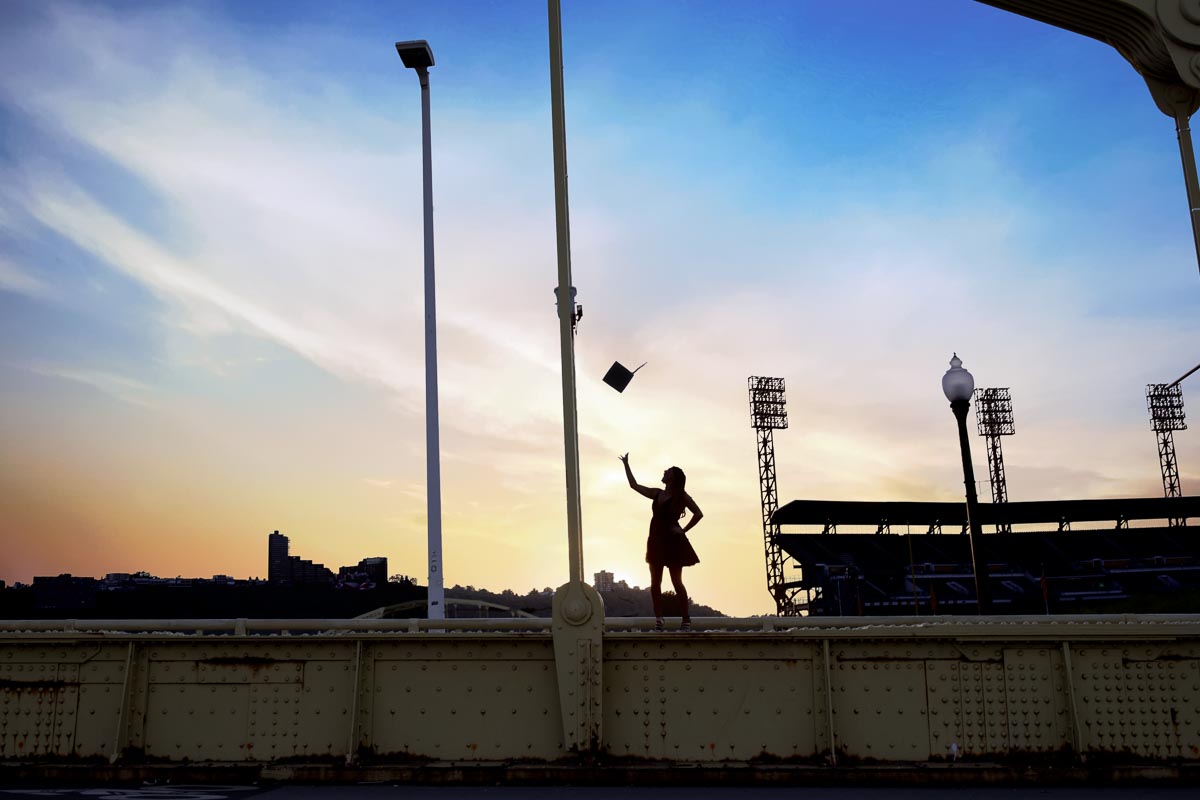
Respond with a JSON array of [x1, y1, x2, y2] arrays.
[[1, 0, 1198, 616]]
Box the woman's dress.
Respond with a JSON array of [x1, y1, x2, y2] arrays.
[[645, 490, 700, 567]]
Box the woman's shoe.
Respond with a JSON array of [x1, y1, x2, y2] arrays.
[[654, 618, 665, 632], [680, 620, 692, 632]]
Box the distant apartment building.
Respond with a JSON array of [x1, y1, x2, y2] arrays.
[[268, 531, 291, 582], [100, 572, 255, 590], [359, 557, 387, 583], [32, 575, 98, 610], [593, 570, 615, 593], [338, 557, 388, 588], [266, 530, 334, 585]]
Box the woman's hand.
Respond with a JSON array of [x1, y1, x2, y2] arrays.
[[618, 452, 629, 464]]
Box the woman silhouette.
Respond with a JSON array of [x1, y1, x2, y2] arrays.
[[619, 453, 704, 630]]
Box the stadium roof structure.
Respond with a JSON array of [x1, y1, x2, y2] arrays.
[[777, 527, 1200, 581], [772, 496, 1200, 529]]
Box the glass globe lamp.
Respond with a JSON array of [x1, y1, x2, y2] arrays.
[[942, 353, 975, 403]]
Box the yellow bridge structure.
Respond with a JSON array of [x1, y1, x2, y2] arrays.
[[2, 599, 1198, 783]]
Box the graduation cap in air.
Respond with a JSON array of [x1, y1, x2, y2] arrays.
[[603, 361, 646, 393]]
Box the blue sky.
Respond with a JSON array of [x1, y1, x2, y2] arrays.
[[0, 1, 1197, 615]]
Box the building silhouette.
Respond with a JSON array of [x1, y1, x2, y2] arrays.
[[268, 532, 290, 583], [267, 530, 387, 587], [32, 575, 98, 610], [3, 533, 408, 619], [593, 570, 615, 593], [338, 557, 388, 588], [266, 530, 334, 584]]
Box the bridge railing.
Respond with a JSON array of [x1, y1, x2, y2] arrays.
[[2, 613, 1197, 634], [2, 612, 1197, 771]]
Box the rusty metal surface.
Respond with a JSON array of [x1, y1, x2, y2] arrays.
[[2, 614, 1198, 768]]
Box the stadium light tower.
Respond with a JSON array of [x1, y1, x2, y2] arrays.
[[748, 376, 800, 616], [1147, 383, 1187, 527], [974, 387, 1016, 533]]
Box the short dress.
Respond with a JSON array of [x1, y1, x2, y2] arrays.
[[645, 490, 700, 567]]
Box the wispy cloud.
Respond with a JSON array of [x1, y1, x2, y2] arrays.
[[24, 362, 159, 409], [362, 478, 394, 488], [0, 256, 52, 299]]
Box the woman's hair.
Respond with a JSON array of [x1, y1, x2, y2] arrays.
[[666, 467, 687, 518]]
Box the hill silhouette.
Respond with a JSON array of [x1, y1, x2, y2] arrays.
[[446, 581, 724, 618], [0, 576, 723, 620]]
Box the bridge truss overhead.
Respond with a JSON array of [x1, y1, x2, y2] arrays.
[[977, 0, 1200, 278]]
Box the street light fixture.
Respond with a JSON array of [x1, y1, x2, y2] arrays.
[[942, 353, 991, 614], [395, 39, 445, 621]]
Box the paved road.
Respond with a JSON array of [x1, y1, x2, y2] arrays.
[[2, 787, 1197, 799]]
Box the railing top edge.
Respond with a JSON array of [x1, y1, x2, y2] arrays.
[[0, 613, 1196, 638], [0, 618, 553, 635]]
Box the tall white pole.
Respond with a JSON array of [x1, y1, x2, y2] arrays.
[[548, 0, 584, 585], [418, 65, 445, 619]]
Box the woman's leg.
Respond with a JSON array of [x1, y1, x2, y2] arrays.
[[649, 563, 665, 624], [668, 566, 690, 623]]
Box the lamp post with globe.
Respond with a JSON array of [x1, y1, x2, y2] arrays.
[[942, 353, 991, 614]]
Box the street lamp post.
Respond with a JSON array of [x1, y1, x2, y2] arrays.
[[942, 353, 991, 614], [546, 0, 585, 589], [396, 40, 444, 621]]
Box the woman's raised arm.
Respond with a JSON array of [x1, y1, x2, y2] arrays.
[[619, 453, 658, 499]]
